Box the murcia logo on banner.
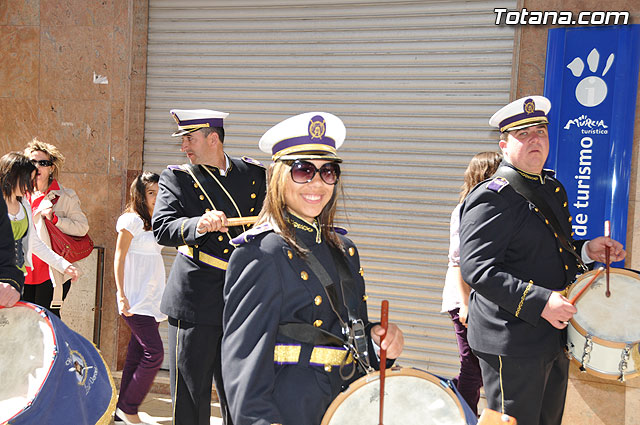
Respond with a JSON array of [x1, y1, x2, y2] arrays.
[[563, 114, 608, 134], [566, 48, 614, 107]]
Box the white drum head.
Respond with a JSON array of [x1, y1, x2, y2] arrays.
[[322, 368, 466, 425], [0, 303, 56, 423], [570, 268, 640, 343]]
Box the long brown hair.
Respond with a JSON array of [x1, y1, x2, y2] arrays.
[[459, 151, 503, 202], [125, 171, 159, 231], [256, 160, 342, 256], [0, 152, 37, 199]]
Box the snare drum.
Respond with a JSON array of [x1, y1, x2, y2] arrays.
[[566, 268, 640, 381], [321, 367, 473, 425], [0, 302, 116, 424]]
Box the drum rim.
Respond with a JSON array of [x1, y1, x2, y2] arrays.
[[568, 268, 640, 347], [566, 316, 640, 381], [0, 301, 57, 424], [320, 367, 465, 425], [567, 356, 640, 381]]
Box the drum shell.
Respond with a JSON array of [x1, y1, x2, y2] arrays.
[[566, 268, 640, 381], [321, 367, 476, 425], [0, 302, 116, 424]]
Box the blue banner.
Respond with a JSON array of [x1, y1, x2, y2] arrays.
[[544, 25, 640, 267]]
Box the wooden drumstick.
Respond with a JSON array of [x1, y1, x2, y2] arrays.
[[379, 300, 389, 425], [226, 216, 259, 227], [604, 220, 611, 298], [569, 267, 604, 305]]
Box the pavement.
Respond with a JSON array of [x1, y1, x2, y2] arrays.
[[131, 393, 221, 425], [110, 371, 222, 425]]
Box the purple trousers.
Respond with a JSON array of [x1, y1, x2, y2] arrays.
[[117, 314, 164, 414], [448, 308, 483, 416]]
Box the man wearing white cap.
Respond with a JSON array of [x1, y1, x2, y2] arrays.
[[221, 112, 405, 425], [458, 96, 625, 424], [152, 109, 267, 425]]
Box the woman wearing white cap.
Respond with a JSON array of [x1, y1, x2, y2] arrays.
[[221, 112, 404, 425]]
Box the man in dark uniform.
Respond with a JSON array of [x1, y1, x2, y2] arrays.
[[0, 195, 24, 307], [459, 96, 625, 425], [152, 109, 267, 425]]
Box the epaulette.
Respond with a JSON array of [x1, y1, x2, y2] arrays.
[[241, 156, 265, 168], [332, 225, 348, 235], [167, 164, 189, 172], [230, 222, 273, 247], [487, 177, 509, 193]]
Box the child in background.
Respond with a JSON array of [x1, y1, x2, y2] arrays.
[[441, 151, 502, 416], [113, 172, 166, 425]]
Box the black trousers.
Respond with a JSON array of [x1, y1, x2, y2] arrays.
[[21, 279, 71, 318], [474, 349, 569, 425], [168, 318, 232, 425]]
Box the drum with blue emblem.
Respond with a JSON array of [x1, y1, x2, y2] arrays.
[[0, 302, 116, 424]]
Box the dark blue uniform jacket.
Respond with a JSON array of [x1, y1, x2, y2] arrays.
[[222, 215, 384, 425], [459, 163, 586, 357], [1, 196, 24, 293], [152, 156, 266, 325]]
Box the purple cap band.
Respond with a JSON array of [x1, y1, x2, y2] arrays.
[[179, 117, 224, 128], [499, 110, 546, 129], [272, 135, 336, 155]]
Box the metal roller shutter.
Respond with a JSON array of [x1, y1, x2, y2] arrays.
[[144, 0, 516, 377]]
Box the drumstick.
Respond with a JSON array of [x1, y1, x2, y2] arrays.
[[569, 267, 604, 305], [226, 216, 259, 227], [604, 220, 611, 298], [379, 300, 389, 425]]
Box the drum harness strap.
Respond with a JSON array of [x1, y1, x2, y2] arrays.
[[494, 166, 588, 274], [278, 240, 373, 380]]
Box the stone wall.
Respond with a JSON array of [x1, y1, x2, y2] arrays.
[[0, 0, 149, 369]]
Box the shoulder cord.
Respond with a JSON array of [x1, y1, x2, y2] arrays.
[[200, 164, 246, 233], [182, 164, 241, 240]]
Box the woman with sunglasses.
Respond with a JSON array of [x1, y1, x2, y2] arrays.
[[23, 139, 88, 317], [1, 152, 78, 302], [222, 112, 404, 425]]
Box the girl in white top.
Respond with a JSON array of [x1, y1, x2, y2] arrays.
[[114, 172, 166, 425], [440, 151, 502, 416]]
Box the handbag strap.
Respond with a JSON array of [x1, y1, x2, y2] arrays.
[[42, 195, 64, 309]]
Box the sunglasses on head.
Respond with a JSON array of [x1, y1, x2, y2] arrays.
[[290, 160, 341, 185], [31, 159, 53, 167]]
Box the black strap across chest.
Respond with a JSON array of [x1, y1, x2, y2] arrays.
[[493, 167, 586, 271], [296, 239, 362, 329], [277, 238, 371, 374]]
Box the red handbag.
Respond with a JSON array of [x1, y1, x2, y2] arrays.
[[43, 196, 94, 263]]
